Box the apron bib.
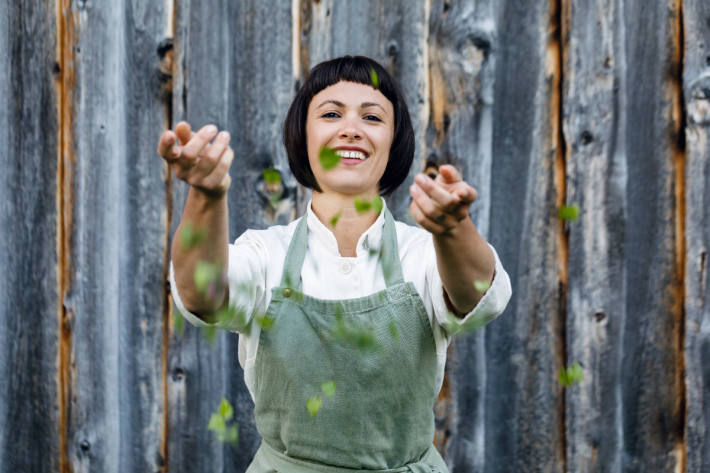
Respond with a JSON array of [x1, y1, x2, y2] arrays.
[[247, 209, 448, 472]]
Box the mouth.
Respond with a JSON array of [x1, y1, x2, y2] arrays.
[[335, 149, 369, 161]]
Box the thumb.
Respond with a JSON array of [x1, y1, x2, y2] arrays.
[[175, 121, 193, 146]]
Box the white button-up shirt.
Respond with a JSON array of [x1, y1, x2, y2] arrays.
[[170, 198, 512, 400]]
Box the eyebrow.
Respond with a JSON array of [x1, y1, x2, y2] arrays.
[[315, 100, 386, 113]]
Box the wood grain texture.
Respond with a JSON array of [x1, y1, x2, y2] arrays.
[[62, 2, 170, 472], [425, 0, 496, 470], [486, 0, 566, 471], [0, 1, 60, 471], [683, 0, 710, 471], [563, 0, 627, 471], [167, 1, 294, 471]]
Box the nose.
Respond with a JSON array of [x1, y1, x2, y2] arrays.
[[338, 115, 362, 140]]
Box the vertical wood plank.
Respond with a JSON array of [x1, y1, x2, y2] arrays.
[[487, 0, 565, 471], [683, 0, 710, 471], [63, 2, 171, 471], [0, 1, 60, 471], [167, 1, 294, 471], [563, 0, 627, 471], [617, 0, 685, 470], [301, 0, 429, 220], [425, 0, 497, 469]]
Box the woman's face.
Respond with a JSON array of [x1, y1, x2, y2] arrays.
[[305, 80, 395, 197]]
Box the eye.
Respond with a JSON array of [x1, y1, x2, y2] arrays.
[[321, 112, 340, 119], [364, 115, 382, 122]]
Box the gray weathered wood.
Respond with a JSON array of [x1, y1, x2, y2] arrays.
[[62, 2, 170, 471], [167, 1, 294, 471], [425, 0, 497, 470], [487, 0, 565, 471], [563, 0, 627, 471], [683, 0, 710, 471], [0, 1, 60, 471]]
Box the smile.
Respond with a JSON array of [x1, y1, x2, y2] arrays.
[[335, 150, 368, 160]]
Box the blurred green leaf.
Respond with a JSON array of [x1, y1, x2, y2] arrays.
[[207, 413, 226, 432], [319, 147, 341, 170], [173, 312, 184, 338], [194, 261, 220, 294], [558, 362, 584, 387], [307, 396, 322, 417], [330, 211, 342, 228], [202, 325, 217, 346], [225, 425, 239, 445], [372, 196, 383, 214], [321, 381, 336, 397], [255, 312, 275, 331], [331, 312, 379, 350], [370, 67, 379, 89], [262, 168, 282, 185], [558, 204, 580, 221], [388, 320, 399, 340], [474, 280, 491, 292], [218, 397, 234, 421], [180, 222, 208, 250]]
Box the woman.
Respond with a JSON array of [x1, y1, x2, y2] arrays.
[[158, 56, 511, 472]]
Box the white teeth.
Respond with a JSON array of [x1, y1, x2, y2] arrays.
[[335, 150, 367, 160]]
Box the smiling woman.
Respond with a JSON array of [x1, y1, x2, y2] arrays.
[[159, 55, 512, 472]]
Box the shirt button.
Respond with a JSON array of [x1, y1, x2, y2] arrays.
[[283, 288, 292, 297], [340, 262, 353, 274]]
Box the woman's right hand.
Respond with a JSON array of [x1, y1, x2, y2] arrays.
[[157, 121, 234, 198]]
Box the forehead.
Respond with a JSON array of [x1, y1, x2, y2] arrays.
[[308, 80, 393, 113]]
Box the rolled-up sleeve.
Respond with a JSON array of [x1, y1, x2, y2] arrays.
[[427, 242, 512, 336], [169, 230, 268, 333]]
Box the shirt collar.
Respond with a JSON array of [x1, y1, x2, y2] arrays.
[[305, 197, 387, 258]]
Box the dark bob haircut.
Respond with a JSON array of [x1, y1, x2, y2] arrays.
[[283, 55, 414, 196]]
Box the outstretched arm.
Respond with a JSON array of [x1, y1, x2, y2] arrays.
[[408, 165, 495, 316]]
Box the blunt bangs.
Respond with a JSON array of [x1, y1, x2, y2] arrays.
[[283, 55, 414, 196]]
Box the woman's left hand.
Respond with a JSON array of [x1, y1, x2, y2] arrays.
[[408, 164, 478, 236]]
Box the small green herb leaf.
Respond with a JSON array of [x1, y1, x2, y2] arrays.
[[194, 261, 220, 294], [558, 204, 580, 221], [330, 211, 342, 228], [370, 67, 379, 89], [321, 381, 336, 397], [319, 147, 341, 170], [262, 168, 282, 185], [307, 396, 322, 417], [558, 362, 584, 387], [180, 222, 208, 250], [207, 413, 226, 432], [218, 397, 234, 420], [474, 280, 491, 292]]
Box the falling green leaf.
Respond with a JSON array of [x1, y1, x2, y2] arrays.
[[319, 146, 341, 170], [218, 397, 234, 420], [354, 198, 372, 213], [180, 222, 208, 250], [307, 396, 322, 417], [474, 280, 491, 292], [388, 320, 399, 340], [558, 362, 584, 387], [224, 425, 239, 445], [321, 381, 336, 397], [331, 312, 379, 350], [262, 168, 282, 185], [372, 196, 383, 214], [202, 325, 217, 346], [370, 67, 379, 89], [173, 312, 184, 338], [194, 261, 220, 294], [207, 412, 226, 432], [330, 211, 342, 228], [254, 312, 276, 330], [558, 204, 580, 221]]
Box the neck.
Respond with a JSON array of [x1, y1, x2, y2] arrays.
[[311, 190, 381, 257]]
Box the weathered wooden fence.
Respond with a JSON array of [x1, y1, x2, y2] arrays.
[[1, 0, 708, 471]]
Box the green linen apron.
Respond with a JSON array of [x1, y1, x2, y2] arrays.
[[246, 209, 449, 473]]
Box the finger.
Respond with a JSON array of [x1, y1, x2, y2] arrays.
[[409, 197, 449, 234], [200, 147, 234, 192], [175, 121, 193, 146], [410, 183, 449, 222], [438, 164, 463, 184], [157, 130, 181, 161], [454, 185, 478, 206], [181, 124, 218, 160], [413, 173, 460, 212], [191, 131, 231, 180]]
